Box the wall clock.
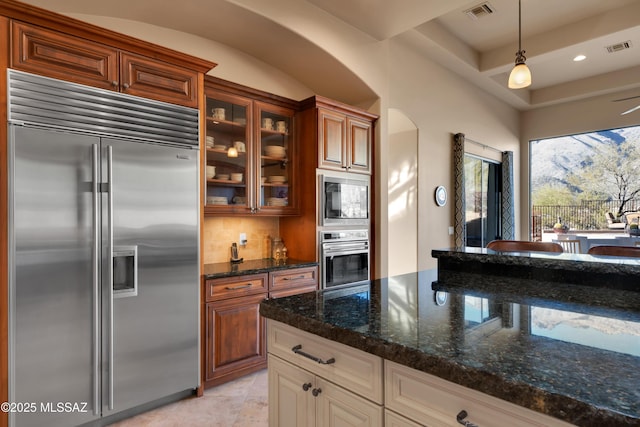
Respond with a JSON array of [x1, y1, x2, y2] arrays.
[[435, 185, 447, 206], [434, 291, 448, 306]]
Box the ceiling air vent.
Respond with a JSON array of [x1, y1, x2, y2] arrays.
[[464, 2, 495, 20], [606, 41, 632, 53]]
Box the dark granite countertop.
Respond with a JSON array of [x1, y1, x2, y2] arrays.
[[432, 247, 640, 291], [203, 258, 318, 279], [260, 270, 640, 426]]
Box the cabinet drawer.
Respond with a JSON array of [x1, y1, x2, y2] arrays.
[[269, 266, 318, 293], [205, 273, 268, 302], [270, 284, 317, 299], [11, 21, 119, 91], [385, 361, 575, 427], [267, 320, 383, 404]]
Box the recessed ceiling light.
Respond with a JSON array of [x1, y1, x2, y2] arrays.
[[573, 54, 587, 62]]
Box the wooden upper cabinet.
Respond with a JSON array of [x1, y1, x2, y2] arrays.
[[313, 99, 376, 175], [11, 21, 200, 107], [318, 107, 347, 171], [347, 116, 372, 174], [11, 20, 118, 90], [120, 52, 198, 107]]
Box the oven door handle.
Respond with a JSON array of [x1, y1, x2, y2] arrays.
[[323, 246, 369, 256]]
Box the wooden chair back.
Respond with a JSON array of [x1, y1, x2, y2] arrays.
[[486, 240, 564, 253], [587, 245, 640, 258]]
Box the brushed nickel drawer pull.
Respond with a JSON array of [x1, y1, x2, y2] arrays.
[[292, 344, 335, 365], [225, 284, 252, 290], [456, 410, 479, 427], [283, 275, 306, 280]]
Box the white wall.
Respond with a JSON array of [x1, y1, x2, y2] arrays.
[[388, 32, 520, 271], [388, 110, 418, 276]]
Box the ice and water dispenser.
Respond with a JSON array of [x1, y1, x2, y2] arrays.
[[113, 246, 138, 298]]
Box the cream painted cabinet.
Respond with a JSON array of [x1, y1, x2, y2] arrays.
[[268, 355, 383, 427], [385, 360, 576, 427], [267, 320, 383, 427]]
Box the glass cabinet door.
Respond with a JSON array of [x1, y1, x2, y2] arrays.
[[256, 101, 296, 214], [205, 93, 252, 213]]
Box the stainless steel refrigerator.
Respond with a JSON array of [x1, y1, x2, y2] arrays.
[[7, 70, 200, 426]]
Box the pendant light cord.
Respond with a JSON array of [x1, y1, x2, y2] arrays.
[[515, 0, 526, 65]]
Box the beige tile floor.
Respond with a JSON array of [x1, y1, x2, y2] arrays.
[[109, 370, 268, 427]]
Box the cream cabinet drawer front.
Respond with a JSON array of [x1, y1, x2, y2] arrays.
[[267, 320, 383, 404], [385, 361, 575, 427]]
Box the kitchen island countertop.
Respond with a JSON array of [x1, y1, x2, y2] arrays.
[[203, 258, 318, 279], [260, 265, 640, 426]]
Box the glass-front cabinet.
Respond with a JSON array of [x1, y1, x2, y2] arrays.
[[204, 84, 297, 216], [256, 101, 295, 214], [205, 92, 252, 214]]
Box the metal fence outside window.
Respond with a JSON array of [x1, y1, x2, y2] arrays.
[[532, 199, 640, 230]]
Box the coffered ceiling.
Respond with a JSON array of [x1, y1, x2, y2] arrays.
[[16, 0, 640, 112]]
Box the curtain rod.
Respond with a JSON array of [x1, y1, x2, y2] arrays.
[[465, 137, 504, 154]]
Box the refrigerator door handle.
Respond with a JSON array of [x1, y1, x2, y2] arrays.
[[92, 144, 100, 416], [107, 145, 115, 411]]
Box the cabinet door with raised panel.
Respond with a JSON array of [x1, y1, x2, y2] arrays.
[[205, 293, 267, 385], [318, 108, 347, 171], [120, 52, 198, 107], [11, 20, 119, 91], [315, 377, 383, 427], [347, 117, 372, 174], [268, 355, 316, 427]]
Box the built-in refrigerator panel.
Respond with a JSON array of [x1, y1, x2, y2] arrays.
[[8, 69, 201, 427], [9, 126, 101, 427], [101, 138, 199, 415]]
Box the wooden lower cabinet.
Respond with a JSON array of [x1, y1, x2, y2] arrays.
[[205, 293, 267, 386], [268, 355, 383, 427], [202, 267, 318, 389]]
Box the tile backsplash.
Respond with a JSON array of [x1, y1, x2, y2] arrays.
[[203, 217, 279, 264]]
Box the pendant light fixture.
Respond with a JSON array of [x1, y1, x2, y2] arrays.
[[508, 0, 531, 89]]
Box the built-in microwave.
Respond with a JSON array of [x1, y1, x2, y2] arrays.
[[320, 174, 370, 226]]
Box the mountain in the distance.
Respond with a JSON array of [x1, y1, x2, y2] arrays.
[[530, 126, 640, 192]]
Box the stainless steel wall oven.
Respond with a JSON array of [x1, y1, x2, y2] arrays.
[[320, 230, 369, 289]]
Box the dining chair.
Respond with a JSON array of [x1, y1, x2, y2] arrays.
[[554, 239, 582, 254], [486, 240, 563, 253], [587, 245, 640, 258]]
